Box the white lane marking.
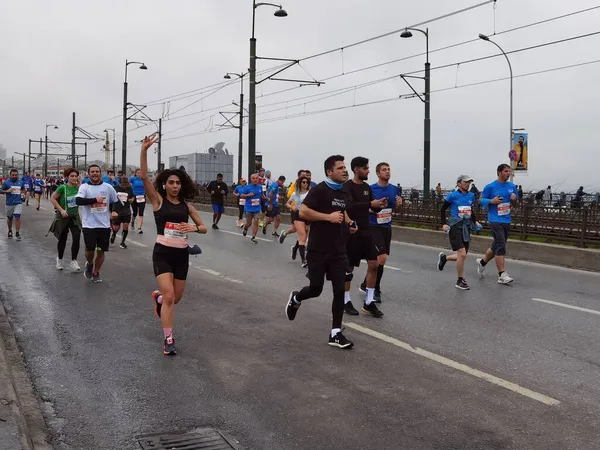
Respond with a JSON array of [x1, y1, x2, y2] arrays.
[[386, 265, 412, 273], [195, 267, 244, 284], [345, 322, 560, 406], [200, 268, 221, 276], [218, 229, 272, 242], [127, 240, 148, 248], [532, 298, 600, 316], [39, 206, 48, 211]]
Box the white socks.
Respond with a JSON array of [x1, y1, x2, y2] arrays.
[[365, 288, 375, 305], [331, 328, 341, 338], [344, 291, 351, 304]]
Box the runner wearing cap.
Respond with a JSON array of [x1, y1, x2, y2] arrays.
[[437, 175, 481, 290], [233, 178, 247, 227]]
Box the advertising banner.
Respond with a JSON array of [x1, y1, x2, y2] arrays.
[[510, 133, 528, 172]]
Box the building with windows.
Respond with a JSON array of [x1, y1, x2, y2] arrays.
[[169, 142, 233, 185]]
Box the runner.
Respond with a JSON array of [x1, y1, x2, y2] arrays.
[[285, 155, 357, 349], [51, 168, 82, 272], [359, 162, 402, 302], [240, 173, 262, 244], [258, 168, 267, 228], [1, 169, 24, 241], [476, 164, 519, 284], [262, 175, 286, 236], [110, 176, 135, 249], [279, 169, 307, 254], [437, 175, 480, 290], [102, 169, 120, 187], [21, 171, 33, 206], [207, 173, 229, 229], [129, 169, 146, 233], [342, 157, 386, 318], [285, 175, 311, 267], [233, 178, 247, 228], [75, 164, 118, 283], [32, 173, 45, 210], [305, 169, 318, 188], [140, 134, 207, 356]]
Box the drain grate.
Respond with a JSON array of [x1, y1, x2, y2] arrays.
[[138, 428, 236, 450]]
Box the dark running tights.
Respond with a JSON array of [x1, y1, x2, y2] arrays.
[[296, 284, 345, 330], [57, 221, 81, 260]]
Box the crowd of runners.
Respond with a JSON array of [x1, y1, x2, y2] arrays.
[[2, 140, 519, 355]]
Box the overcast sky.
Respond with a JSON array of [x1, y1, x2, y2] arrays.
[[1, 0, 599, 192]]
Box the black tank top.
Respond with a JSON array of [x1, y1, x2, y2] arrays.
[[154, 198, 190, 235]]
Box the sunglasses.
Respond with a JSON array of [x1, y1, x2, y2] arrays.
[[301, 181, 309, 184]]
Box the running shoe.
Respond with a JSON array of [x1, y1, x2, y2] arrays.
[[110, 233, 116, 244], [242, 227, 248, 236], [56, 257, 64, 271], [272, 231, 279, 237], [291, 245, 298, 260], [188, 244, 202, 255], [259, 220, 265, 228], [301, 261, 308, 269], [84, 262, 93, 280], [236, 219, 242, 228], [211, 223, 218, 230], [15, 233, 21, 241], [137, 229, 144, 234], [163, 336, 177, 356], [262, 224, 267, 235], [120, 243, 128, 249], [373, 290, 382, 303], [250, 237, 258, 244], [92, 273, 103, 283], [7, 230, 12, 239], [344, 301, 359, 316], [69, 260, 81, 272], [36, 206, 40, 211], [278, 231, 287, 244], [438, 253, 447, 271], [455, 279, 470, 290], [362, 302, 384, 318], [476, 258, 486, 277], [497, 272, 514, 285], [358, 283, 366, 294], [285, 291, 300, 321], [152, 290, 162, 318], [328, 331, 354, 349]]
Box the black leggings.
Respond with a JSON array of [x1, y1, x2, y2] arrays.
[[131, 200, 146, 220], [238, 205, 244, 220], [57, 220, 81, 260]]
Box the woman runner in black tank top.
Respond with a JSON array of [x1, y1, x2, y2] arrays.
[[140, 134, 208, 356]]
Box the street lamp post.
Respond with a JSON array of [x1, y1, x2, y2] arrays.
[[224, 72, 246, 181], [401, 28, 430, 200], [44, 124, 58, 177], [122, 60, 147, 173], [479, 33, 514, 181], [249, 1, 287, 178], [104, 128, 116, 173]]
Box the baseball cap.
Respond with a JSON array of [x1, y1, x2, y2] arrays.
[[456, 175, 473, 183]]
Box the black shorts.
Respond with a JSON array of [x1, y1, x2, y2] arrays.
[[370, 226, 392, 256], [267, 206, 281, 218], [152, 243, 189, 280], [131, 199, 146, 217], [260, 199, 267, 213], [347, 229, 378, 267], [111, 214, 131, 226], [448, 225, 470, 252], [306, 252, 348, 292], [491, 223, 510, 256], [82, 228, 111, 252], [291, 211, 305, 223]]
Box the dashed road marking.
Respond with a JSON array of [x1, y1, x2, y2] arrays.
[[195, 266, 244, 284], [345, 322, 560, 406], [386, 265, 412, 273], [532, 298, 600, 316], [127, 240, 148, 248], [218, 229, 272, 242]]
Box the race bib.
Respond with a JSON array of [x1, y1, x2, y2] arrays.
[[91, 199, 107, 214], [239, 198, 246, 206], [34, 186, 42, 192], [136, 195, 145, 203], [67, 196, 77, 208], [24, 184, 29, 190], [164, 222, 186, 240], [376, 208, 392, 224], [10, 186, 21, 194], [117, 192, 128, 203], [251, 198, 260, 206], [262, 185, 267, 192], [458, 205, 472, 218], [497, 202, 511, 216]]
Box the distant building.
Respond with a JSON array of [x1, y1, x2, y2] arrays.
[[0, 145, 6, 161], [169, 142, 233, 185]]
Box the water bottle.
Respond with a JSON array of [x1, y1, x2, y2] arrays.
[[474, 223, 483, 231]]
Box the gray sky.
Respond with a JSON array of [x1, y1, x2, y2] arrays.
[[1, 0, 599, 193]]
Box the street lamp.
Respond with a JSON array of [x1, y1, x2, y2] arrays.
[[400, 27, 431, 199], [45, 124, 58, 177], [248, 1, 287, 178], [122, 60, 147, 173], [479, 33, 514, 181], [104, 128, 116, 173], [224, 72, 246, 182]]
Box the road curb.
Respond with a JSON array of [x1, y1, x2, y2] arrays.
[[0, 299, 53, 450]]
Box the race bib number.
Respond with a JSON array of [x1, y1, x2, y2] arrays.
[[34, 186, 42, 192], [251, 198, 260, 206], [24, 184, 29, 190], [262, 185, 267, 192], [498, 202, 511, 216], [117, 192, 128, 203], [458, 205, 472, 218], [10, 186, 21, 194], [91, 199, 107, 214], [376, 208, 392, 224], [136, 195, 145, 203], [164, 222, 186, 240], [239, 198, 246, 206], [67, 196, 77, 208]]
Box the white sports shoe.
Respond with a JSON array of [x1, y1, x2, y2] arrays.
[[497, 272, 514, 284], [70, 260, 81, 272], [56, 257, 64, 271], [476, 258, 486, 277]]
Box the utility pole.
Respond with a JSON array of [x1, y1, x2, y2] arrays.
[[71, 112, 76, 164], [249, 37, 257, 179], [238, 92, 244, 182], [112, 133, 116, 173], [28, 140, 32, 173], [122, 79, 128, 171], [84, 142, 87, 169], [157, 118, 162, 171], [44, 134, 48, 177]]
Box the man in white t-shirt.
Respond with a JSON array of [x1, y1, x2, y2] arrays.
[[75, 164, 118, 283]]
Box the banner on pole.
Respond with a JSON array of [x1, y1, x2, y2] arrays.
[[511, 133, 528, 172]]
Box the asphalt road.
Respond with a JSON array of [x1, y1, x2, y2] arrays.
[[1, 200, 600, 449]]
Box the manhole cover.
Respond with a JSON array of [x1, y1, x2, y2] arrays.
[[138, 428, 236, 450]]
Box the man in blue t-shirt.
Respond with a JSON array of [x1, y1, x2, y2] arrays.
[[476, 164, 518, 284], [240, 173, 263, 244], [437, 175, 481, 290], [358, 162, 402, 303], [233, 178, 247, 227], [102, 169, 120, 187], [2, 169, 24, 240], [32, 173, 45, 210], [129, 169, 146, 233], [21, 171, 33, 206], [262, 175, 286, 237]]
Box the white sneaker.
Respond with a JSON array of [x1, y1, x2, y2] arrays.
[[476, 258, 486, 277], [69, 260, 81, 272], [56, 257, 64, 271], [498, 272, 514, 284]]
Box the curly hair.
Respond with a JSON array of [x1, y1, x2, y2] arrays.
[[295, 175, 311, 194], [63, 167, 79, 178], [154, 169, 198, 201]]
